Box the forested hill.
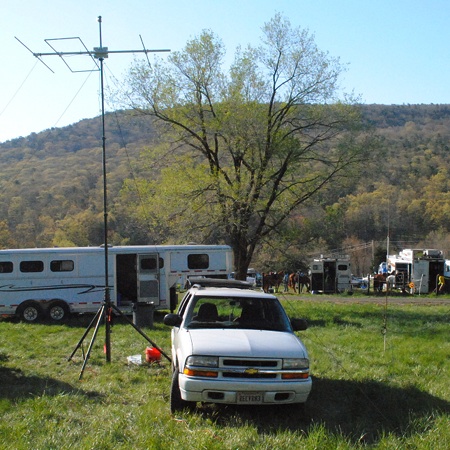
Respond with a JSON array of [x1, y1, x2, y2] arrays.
[[1, 104, 450, 253], [0, 111, 155, 155], [360, 103, 450, 128], [0, 111, 156, 248]]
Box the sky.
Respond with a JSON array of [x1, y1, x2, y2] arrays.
[[1, 0, 450, 143]]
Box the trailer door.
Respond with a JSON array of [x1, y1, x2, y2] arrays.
[[413, 260, 428, 294], [137, 254, 160, 304]]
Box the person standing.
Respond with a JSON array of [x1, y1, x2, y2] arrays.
[[283, 272, 290, 292], [438, 274, 445, 294]]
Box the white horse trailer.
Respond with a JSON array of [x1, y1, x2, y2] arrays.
[[310, 257, 352, 293], [386, 248, 444, 294], [0, 244, 233, 322]]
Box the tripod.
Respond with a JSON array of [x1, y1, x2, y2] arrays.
[[68, 295, 171, 380]]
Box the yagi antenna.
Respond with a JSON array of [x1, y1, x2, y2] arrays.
[[17, 16, 170, 379], [15, 36, 56, 73]]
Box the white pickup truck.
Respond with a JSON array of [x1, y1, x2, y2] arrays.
[[163, 278, 312, 413]]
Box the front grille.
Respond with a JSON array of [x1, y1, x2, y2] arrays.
[[219, 357, 281, 379], [223, 372, 276, 379], [222, 359, 278, 367]]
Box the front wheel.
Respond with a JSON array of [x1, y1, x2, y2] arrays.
[[170, 370, 196, 414], [17, 301, 44, 323]]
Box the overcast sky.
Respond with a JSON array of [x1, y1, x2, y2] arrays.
[[1, 0, 449, 142]]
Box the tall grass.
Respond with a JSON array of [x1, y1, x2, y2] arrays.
[[0, 300, 448, 449]]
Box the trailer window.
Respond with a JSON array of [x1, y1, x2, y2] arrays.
[[20, 260, 44, 273], [338, 264, 348, 270], [188, 254, 209, 270], [141, 257, 164, 271], [0, 261, 13, 273], [50, 260, 74, 272]]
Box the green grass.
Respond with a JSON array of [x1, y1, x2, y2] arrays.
[[0, 300, 449, 449]]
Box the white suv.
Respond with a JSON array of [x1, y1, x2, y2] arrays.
[[164, 278, 312, 413]]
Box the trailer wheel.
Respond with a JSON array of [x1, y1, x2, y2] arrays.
[[48, 300, 70, 322], [17, 301, 44, 323], [170, 369, 196, 414]]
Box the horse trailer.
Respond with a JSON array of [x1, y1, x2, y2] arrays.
[[0, 244, 233, 322], [310, 257, 352, 293], [386, 248, 444, 294]]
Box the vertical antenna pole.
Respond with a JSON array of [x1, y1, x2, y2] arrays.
[[98, 15, 111, 363], [21, 18, 171, 375]]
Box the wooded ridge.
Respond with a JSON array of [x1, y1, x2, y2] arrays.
[[1, 104, 450, 270]]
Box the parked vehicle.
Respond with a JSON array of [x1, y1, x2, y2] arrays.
[[163, 278, 311, 412], [0, 245, 232, 322], [386, 248, 444, 293], [310, 256, 352, 293], [228, 268, 262, 287]]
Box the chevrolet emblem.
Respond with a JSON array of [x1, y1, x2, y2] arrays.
[[244, 368, 259, 375]]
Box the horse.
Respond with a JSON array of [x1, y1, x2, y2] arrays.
[[288, 273, 297, 292], [297, 274, 310, 293], [373, 273, 386, 292], [288, 272, 310, 293], [262, 271, 284, 293]]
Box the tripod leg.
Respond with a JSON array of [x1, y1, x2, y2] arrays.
[[110, 304, 171, 363], [68, 306, 103, 361], [79, 305, 106, 380]]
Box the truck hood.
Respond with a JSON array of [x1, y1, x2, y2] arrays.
[[187, 328, 308, 359]]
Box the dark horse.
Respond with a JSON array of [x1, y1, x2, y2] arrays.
[[373, 273, 386, 292], [262, 271, 284, 293]]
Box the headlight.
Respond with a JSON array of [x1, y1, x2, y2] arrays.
[[282, 358, 309, 369], [185, 355, 218, 368], [184, 355, 219, 378]]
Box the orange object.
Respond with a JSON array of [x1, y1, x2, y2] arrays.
[[145, 346, 161, 362]]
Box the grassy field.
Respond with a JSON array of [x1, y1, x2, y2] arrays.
[[0, 295, 449, 449]]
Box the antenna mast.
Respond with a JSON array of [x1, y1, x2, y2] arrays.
[[16, 16, 170, 378]]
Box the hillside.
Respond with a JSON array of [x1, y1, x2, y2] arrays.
[[1, 104, 450, 256], [0, 111, 156, 247]]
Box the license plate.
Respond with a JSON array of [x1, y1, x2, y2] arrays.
[[237, 392, 263, 404]]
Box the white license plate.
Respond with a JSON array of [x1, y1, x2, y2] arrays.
[[237, 392, 263, 404]]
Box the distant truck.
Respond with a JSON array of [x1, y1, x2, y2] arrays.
[[228, 268, 262, 287], [310, 256, 352, 293], [0, 244, 233, 322]]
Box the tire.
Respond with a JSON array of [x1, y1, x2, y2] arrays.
[[17, 301, 44, 323], [170, 369, 196, 413], [48, 300, 70, 322]]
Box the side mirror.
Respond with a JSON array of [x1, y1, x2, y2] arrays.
[[163, 313, 183, 327], [291, 318, 308, 331]]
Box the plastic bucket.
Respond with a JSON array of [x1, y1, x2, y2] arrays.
[[145, 346, 161, 363]]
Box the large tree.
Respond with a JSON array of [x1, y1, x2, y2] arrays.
[[121, 14, 368, 279]]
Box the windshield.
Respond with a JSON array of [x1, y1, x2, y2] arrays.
[[184, 295, 292, 331]]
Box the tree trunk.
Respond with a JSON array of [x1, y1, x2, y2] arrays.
[[232, 237, 253, 281]]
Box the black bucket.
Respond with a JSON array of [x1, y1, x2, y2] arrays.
[[132, 302, 155, 328]]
